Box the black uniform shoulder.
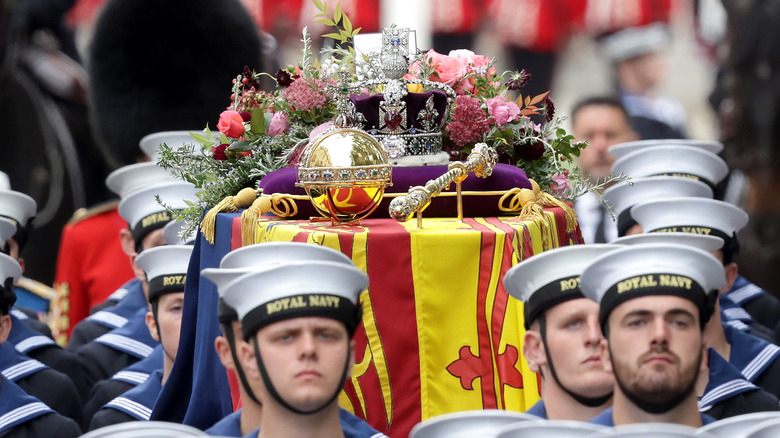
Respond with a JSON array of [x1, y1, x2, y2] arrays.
[[88, 406, 136, 431], [754, 358, 780, 400], [3, 412, 81, 438], [72, 342, 140, 402], [705, 388, 780, 420], [15, 368, 82, 425], [82, 379, 135, 430], [66, 320, 112, 351], [743, 294, 780, 331]]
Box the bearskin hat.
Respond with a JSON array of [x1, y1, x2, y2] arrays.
[[88, 0, 263, 168]]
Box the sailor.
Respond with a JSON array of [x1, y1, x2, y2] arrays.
[[502, 244, 619, 421], [581, 243, 723, 427], [66, 163, 179, 350], [631, 197, 780, 399], [613, 233, 780, 419], [81, 346, 164, 429], [0, 193, 82, 390], [89, 245, 193, 430], [71, 182, 197, 400], [202, 242, 385, 437], [220, 246, 383, 437], [0, 247, 82, 436]]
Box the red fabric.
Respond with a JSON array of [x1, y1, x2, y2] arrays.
[[488, 0, 586, 52], [52, 207, 134, 341]]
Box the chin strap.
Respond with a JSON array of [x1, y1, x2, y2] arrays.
[[539, 315, 613, 408], [252, 336, 350, 415], [223, 323, 261, 406]]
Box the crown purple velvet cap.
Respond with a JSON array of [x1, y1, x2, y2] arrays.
[[350, 90, 449, 132], [259, 163, 532, 219]]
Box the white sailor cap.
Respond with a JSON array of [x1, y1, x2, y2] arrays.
[[118, 182, 198, 247], [580, 243, 725, 328], [698, 411, 780, 437], [105, 162, 178, 199], [503, 244, 620, 329], [613, 232, 724, 254], [0, 171, 10, 191], [611, 145, 729, 188], [135, 245, 193, 303], [162, 219, 196, 245], [588, 423, 703, 437], [409, 410, 538, 438], [630, 197, 748, 258], [736, 417, 780, 438], [603, 177, 713, 237], [0, 252, 23, 314], [221, 260, 368, 340], [0, 190, 36, 227], [139, 130, 209, 162], [202, 242, 354, 323], [608, 139, 723, 159], [79, 420, 205, 437], [0, 218, 16, 244], [495, 419, 605, 438], [600, 22, 670, 62], [0, 252, 22, 284]]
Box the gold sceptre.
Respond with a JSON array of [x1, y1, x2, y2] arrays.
[[389, 143, 498, 228]]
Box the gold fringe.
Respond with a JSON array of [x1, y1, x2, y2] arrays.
[[241, 194, 303, 245], [529, 179, 579, 233], [200, 188, 259, 245], [498, 186, 549, 248]]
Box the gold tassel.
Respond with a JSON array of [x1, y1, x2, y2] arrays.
[[200, 188, 259, 245], [529, 179, 579, 233], [498, 187, 550, 248], [241, 194, 302, 246]]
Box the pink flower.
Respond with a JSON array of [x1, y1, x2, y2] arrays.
[[268, 112, 289, 136], [217, 110, 246, 138], [280, 78, 327, 111], [446, 95, 489, 147], [485, 97, 520, 127], [423, 50, 467, 88], [550, 171, 572, 194]]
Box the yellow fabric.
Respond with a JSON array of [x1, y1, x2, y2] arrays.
[[252, 214, 574, 429]]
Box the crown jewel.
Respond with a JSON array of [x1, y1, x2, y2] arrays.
[[338, 26, 456, 163]]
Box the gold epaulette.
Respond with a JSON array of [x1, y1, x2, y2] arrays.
[[15, 276, 56, 301], [67, 199, 120, 226]]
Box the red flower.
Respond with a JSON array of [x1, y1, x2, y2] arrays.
[[514, 141, 545, 161], [212, 144, 228, 160], [217, 110, 246, 138]]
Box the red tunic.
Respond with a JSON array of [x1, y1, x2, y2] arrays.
[[51, 203, 134, 345]]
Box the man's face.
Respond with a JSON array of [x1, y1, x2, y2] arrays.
[[543, 298, 614, 398], [148, 291, 185, 362], [573, 105, 638, 181], [604, 295, 705, 409], [254, 316, 353, 412]]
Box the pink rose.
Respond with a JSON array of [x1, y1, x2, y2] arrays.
[[485, 97, 520, 127], [268, 112, 289, 137], [217, 110, 246, 138], [550, 171, 572, 194], [424, 50, 466, 88]]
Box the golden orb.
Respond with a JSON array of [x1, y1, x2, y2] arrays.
[[296, 127, 392, 223]]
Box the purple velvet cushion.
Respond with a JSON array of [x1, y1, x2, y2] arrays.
[[258, 163, 531, 219]]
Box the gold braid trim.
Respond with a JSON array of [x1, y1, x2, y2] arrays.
[[241, 194, 305, 245], [529, 179, 579, 233], [201, 188, 259, 244]]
